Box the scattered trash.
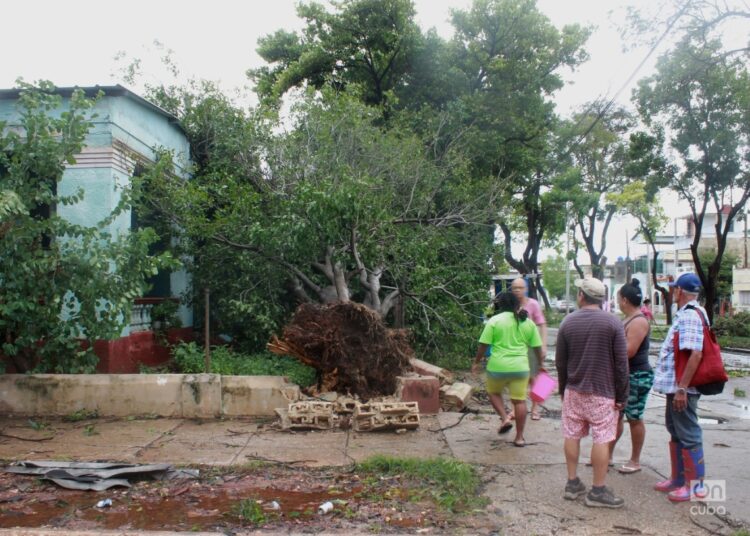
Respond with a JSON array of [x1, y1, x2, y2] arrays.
[[268, 500, 281, 510], [395, 428, 407, 434], [318, 501, 334, 514], [95, 498, 112, 508]]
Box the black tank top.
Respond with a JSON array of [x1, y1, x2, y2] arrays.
[[623, 314, 651, 372]]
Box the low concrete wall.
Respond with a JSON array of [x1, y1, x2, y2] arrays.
[[0, 374, 300, 418]]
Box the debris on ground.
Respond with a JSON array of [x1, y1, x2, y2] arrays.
[[5, 461, 198, 491], [276, 400, 420, 432], [267, 302, 413, 399], [0, 460, 465, 532], [410, 358, 454, 385], [440, 382, 474, 412]]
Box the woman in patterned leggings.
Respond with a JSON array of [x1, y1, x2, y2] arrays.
[[610, 279, 654, 473]]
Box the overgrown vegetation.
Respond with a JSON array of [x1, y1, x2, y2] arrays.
[[356, 455, 488, 513], [169, 341, 316, 387]]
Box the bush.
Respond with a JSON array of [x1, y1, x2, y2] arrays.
[[713, 312, 750, 338], [168, 341, 317, 386]]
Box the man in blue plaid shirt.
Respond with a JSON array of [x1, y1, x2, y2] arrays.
[[652, 273, 708, 502]]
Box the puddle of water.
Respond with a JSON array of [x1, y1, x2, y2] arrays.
[[697, 417, 724, 424], [0, 479, 361, 531]]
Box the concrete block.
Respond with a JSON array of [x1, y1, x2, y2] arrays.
[[440, 382, 473, 411], [395, 375, 441, 414], [180, 374, 222, 418], [352, 401, 420, 432], [0, 374, 185, 417], [0, 374, 301, 418], [285, 400, 339, 430], [222, 376, 300, 417], [409, 358, 454, 385]]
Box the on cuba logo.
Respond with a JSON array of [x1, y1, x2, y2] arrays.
[[690, 480, 727, 516]]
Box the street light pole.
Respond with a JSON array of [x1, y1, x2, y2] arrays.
[[565, 202, 571, 314]]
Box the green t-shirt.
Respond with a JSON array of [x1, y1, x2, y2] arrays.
[[479, 312, 542, 373]]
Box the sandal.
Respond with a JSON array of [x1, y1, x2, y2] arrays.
[[513, 439, 526, 447], [531, 412, 541, 421], [617, 463, 642, 474], [498, 421, 513, 434]]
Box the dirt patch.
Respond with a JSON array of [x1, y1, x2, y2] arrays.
[[0, 463, 481, 533], [269, 302, 413, 399]]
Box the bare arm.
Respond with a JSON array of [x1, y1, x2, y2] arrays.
[[537, 322, 548, 360], [471, 344, 489, 375], [674, 349, 703, 411], [624, 317, 649, 358]]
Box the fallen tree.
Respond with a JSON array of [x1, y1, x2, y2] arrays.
[[267, 302, 413, 399]]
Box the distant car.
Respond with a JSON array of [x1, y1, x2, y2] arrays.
[[554, 300, 574, 313]]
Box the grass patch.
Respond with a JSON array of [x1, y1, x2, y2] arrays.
[[230, 497, 268, 525], [650, 326, 750, 351], [734, 388, 747, 398], [82, 424, 98, 436], [27, 419, 48, 431], [728, 369, 750, 378], [356, 455, 488, 513], [63, 409, 99, 422], [718, 335, 750, 349]]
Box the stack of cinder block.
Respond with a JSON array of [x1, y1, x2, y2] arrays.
[[352, 401, 420, 432], [276, 400, 340, 430]]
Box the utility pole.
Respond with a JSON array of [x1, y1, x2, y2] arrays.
[[744, 211, 748, 269], [565, 202, 571, 314]]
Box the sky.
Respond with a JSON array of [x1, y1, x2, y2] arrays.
[[0, 0, 692, 264]]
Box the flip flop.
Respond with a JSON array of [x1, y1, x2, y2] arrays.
[[498, 422, 513, 434], [513, 439, 526, 447], [531, 412, 541, 421], [617, 463, 642, 474]]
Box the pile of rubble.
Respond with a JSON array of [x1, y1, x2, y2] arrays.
[[275, 357, 474, 432], [276, 400, 420, 432]]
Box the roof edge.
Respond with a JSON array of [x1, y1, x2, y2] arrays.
[[0, 84, 185, 135]]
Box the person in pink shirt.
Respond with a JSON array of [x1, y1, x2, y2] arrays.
[[640, 298, 656, 324], [511, 278, 548, 420]]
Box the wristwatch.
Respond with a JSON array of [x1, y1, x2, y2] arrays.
[[676, 387, 687, 395]]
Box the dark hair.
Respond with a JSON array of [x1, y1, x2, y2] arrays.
[[643, 298, 651, 305], [493, 292, 529, 323], [619, 278, 643, 307]]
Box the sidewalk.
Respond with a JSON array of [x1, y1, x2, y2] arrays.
[[1, 375, 749, 535]]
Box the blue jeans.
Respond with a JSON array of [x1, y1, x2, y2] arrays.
[[665, 393, 703, 449]]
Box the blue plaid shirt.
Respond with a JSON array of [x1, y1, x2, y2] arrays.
[[653, 300, 706, 395]]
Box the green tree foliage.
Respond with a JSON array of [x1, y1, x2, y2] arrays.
[[556, 106, 635, 280], [0, 81, 175, 373], [635, 36, 750, 320], [439, 0, 589, 298], [540, 255, 567, 299], [250, 0, 421, 112], [142, 88, 494, 359]]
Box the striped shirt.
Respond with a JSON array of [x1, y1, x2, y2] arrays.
[[653, 300, 705, 395], [555, 308, 629, 404]]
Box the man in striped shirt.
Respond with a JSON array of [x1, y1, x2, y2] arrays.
[[556, 277, 629, 508]]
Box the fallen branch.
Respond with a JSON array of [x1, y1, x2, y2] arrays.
[[0, 431, 55, 442]]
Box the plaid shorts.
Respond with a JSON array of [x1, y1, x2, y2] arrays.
[[562, 388, 619, 444], [624, 370, 654, 421]]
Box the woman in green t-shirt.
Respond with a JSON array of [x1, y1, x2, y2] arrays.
[[472, 292, 543, 447]]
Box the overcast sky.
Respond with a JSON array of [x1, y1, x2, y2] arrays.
[[1, 0, 688, 263]]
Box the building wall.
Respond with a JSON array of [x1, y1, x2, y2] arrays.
[[732, 267, 750, 312], [0, 89, 193, 333]]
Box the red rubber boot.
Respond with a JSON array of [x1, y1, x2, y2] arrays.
[[654, 441, 684, 492]]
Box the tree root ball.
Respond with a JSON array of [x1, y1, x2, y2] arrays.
[[269, 302, 413, 399]]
